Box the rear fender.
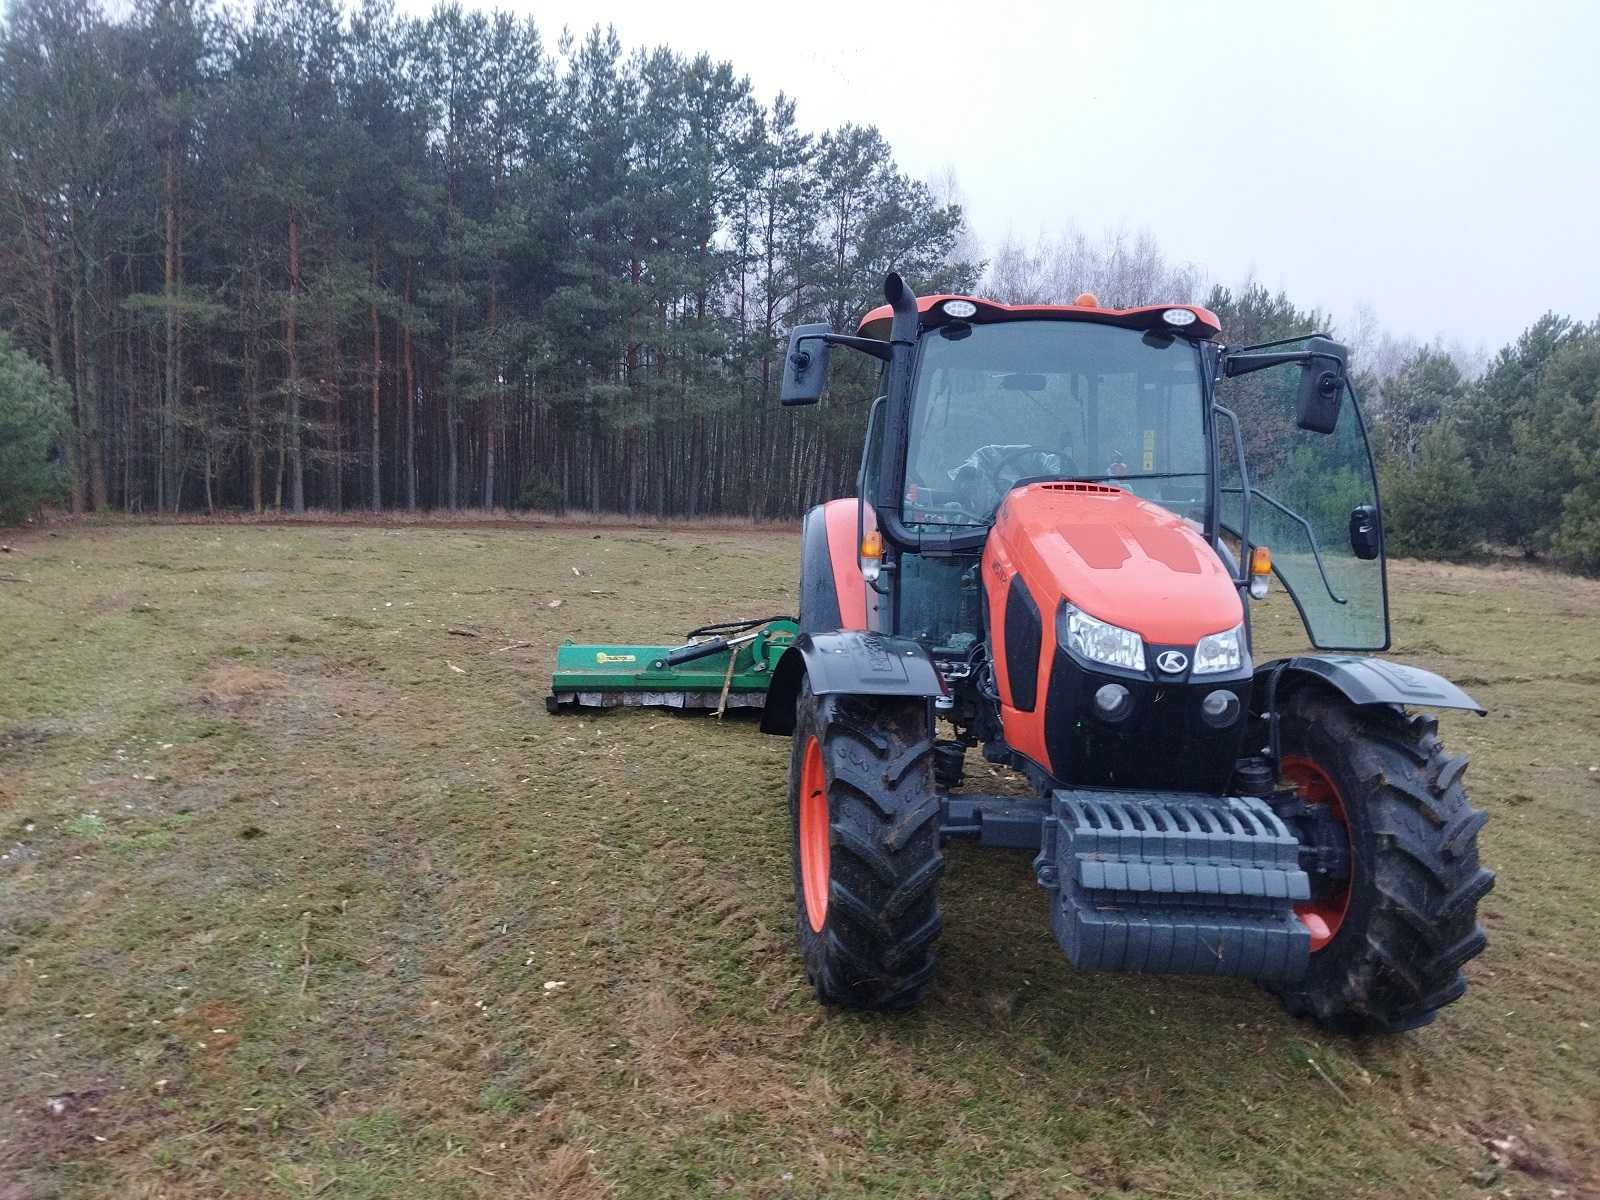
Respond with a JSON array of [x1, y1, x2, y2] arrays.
[[1255, 655, 1486, 715], [799, 499, 870, 633], [758, 632, 947, 736]]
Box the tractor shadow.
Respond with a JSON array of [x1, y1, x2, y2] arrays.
[[904, 843, 1372, 1078]]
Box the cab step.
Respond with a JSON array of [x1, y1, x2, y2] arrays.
[[1035, 789, 1312, 982]]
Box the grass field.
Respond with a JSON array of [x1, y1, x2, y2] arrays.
[[2, 524, 1597, 1199]]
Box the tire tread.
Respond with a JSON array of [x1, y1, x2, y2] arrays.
[[789, 686, 942, 1011], [1266, 689, 1492, 1034]]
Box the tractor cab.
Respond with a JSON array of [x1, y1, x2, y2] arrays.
[[784, 283, 1391, 669]]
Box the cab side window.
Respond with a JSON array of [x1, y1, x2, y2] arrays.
[[860, 396, 886, 504]]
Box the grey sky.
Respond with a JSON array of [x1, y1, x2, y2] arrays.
[[417, 0, 1600, 351]]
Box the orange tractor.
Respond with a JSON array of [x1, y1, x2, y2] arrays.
[[756, 274, 1493, 1032]]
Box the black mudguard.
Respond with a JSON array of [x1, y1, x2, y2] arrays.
[[1255, 655, 1486, 715], [758, 631, 947, 736]]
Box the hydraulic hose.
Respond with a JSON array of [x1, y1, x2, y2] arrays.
[[652, 615, 798, 670]]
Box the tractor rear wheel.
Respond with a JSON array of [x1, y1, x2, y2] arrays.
[[789, 680, 943, 1010], [1266, 688, 1494, 1033]]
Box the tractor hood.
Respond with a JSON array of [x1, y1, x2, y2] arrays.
[[986, 482, 1242, 645]]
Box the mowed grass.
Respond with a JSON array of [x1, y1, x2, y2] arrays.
[[1, 525, 1597, 1200]]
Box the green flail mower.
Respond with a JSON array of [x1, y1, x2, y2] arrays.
[[545, 616, 798, 715]]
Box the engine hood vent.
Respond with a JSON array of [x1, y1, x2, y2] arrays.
[[1037, 481, 1122, 496]]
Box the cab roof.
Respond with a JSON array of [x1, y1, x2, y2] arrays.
[[856, 294, 1221, 340]]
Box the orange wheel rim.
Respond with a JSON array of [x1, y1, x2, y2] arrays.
[[1282, 755, 1352, 952], [799, 735, 830, 933]]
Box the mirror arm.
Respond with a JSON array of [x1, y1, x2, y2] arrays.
[[788, 332, 891, 371], [1222, 348, 1344, 378], [1229, 330, 1336, 354], [784, 330, 892, 387], [819, 332, 892, 362]]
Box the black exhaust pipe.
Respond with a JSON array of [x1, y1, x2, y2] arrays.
[[884, 271, 919, 345]]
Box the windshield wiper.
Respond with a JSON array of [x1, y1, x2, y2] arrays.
[[1061, 472, 1205, 482], [1006, 472, 1205, 487]]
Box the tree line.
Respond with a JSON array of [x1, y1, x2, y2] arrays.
[[0, 0, 975, 521], [1372, 316, 1600, 572], [2, 0, 1597, 571]]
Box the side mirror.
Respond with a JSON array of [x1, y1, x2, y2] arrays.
[[779, 323, 832, 405], [1295, 336, 1347, 433], [1349, 503, 1381, 560]]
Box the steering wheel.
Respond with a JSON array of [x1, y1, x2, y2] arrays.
[[986, 444, 1068, 499], [955, 444, 1072, 515]]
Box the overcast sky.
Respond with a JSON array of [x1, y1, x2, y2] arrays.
[[403, 0, 1599, 352]]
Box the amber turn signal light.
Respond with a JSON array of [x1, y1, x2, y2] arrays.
[[859, 529, 884, 583], [1248, 546, 1272, 600]]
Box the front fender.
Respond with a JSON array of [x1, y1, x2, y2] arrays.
[[1255, 655, 1486, 715], [758, 631, 947, 736]]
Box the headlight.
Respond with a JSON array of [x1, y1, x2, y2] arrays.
[[1058, 604, 1145, 672], [1192, 624, 1243, 675]]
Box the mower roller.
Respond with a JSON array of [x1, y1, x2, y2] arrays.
[[548, 273, 1495, 1035]]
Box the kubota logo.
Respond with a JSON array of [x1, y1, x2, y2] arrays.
[[1155, 650, 1188, 674]]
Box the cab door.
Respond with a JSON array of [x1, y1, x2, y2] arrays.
[[1215, 342, 1389, 651]]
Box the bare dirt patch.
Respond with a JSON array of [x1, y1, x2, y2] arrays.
[[191, 662, 288, 708], [0, 719, 71, 760]]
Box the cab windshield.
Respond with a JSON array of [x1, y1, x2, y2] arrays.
[[901, 320, 1209, 529]]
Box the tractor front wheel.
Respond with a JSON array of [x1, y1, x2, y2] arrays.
[[1267, 688, 1495, 1033], [789, 680, 944, 1010]]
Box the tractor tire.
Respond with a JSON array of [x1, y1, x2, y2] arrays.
[[1266, 688, 1495, 1033], [789, 679, 944, 1010]]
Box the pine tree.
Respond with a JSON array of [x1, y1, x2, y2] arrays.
[[0, 331, 72, 521]]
